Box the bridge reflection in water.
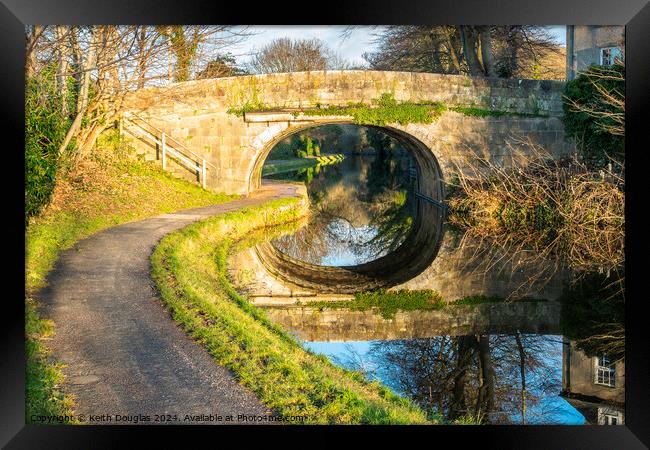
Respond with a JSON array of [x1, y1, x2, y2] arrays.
[[237, 125, 568, 300], [226, 124, 623, 425], [265, 301, 560, 342]]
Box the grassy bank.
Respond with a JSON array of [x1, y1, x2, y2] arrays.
[[26, 130, 235, 422], [151, 198, 438, 424], [262, 154, 345, 177]]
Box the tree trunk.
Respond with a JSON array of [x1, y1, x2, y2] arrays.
[[445, 27, 463, 74], [55, 26, 71, 116], [58, 27, 97, 156], [167, 32, 174, 82], [458, 26, 484, 76], [136, 27, 147, 89], [25, 25, 45, 77], [515, 331, 527, 425], [78, 117, 112, 159], [450, 335, 475, 420], [428, 32, 442, 72], [507, 26, 520, 78], [475, 335, 495, 422], [479, 26, 496, 77]]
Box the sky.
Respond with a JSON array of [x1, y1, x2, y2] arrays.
[[226, 26, 567, 68]]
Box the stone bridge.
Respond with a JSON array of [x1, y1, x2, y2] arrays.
[[121, 70, 574, 196]]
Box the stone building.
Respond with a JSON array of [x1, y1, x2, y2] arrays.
[[566, 25, 625, 80], [561, 339, 625, 425]]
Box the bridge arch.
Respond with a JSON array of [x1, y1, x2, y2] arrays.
[[249, 122, 447, 293], [248, 121, 445, 201]]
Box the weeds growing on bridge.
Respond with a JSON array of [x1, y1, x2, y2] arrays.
[[448, 106, 547, 118], [301, 93, 446, 126], [228, 92, 548, 125]]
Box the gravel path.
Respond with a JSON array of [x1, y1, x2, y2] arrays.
[[36, 182, 302, 425]]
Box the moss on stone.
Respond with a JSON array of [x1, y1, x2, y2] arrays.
[[301, 93, 445, 126], [227, 92, 549, 123], [307, 290, 545, 319]]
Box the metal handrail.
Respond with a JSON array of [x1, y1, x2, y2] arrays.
[[123, 112, 219, 171], [415, 192, 448, 210]]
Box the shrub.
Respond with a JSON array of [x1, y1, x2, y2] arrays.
[[25, 67, 71, 222], [562, 64, 624, 168], [447, 142, 624, 278], [560, 272, 624, 362]]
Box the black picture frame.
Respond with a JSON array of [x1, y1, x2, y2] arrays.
[[3, 0, 649, 447]]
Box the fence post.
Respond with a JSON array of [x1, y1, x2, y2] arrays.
[[162, 132, 167, 170], [202, 159, 207, 189]]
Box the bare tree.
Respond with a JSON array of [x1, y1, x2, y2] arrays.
[[27, 25, 253, 169], [57, 26, 98, 158], [54, 26, 71, 114], [249, 37, 349, 74], [363, 25, 562, 79], [25, 25, 46, 77]]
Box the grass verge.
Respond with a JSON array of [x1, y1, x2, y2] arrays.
[[25, 129, 236, 423], [150, 197, 437, 424]]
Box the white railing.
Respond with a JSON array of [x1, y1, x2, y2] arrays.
[[121, 112, 217, 189]]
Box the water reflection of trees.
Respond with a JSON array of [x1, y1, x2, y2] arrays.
[[358, 128, 416, 257], [270, 126, 417, 265], [340, 333, 566, 424], [560, 272, 624, 363]]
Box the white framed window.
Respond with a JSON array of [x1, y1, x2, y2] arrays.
[[594, 355, 616, 387], [598, 407, 623, 425], [600, 47, 623, 66]]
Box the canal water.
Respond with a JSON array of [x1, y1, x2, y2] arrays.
[[303, 335, 584, 425], [258, 125, 625, 425], [266, 148, 416, 266]]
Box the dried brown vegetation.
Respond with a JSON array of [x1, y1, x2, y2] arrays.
[[447, 140, 624, 296]]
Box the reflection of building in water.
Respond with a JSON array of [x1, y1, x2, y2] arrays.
[[561, 339, 625, 424]]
